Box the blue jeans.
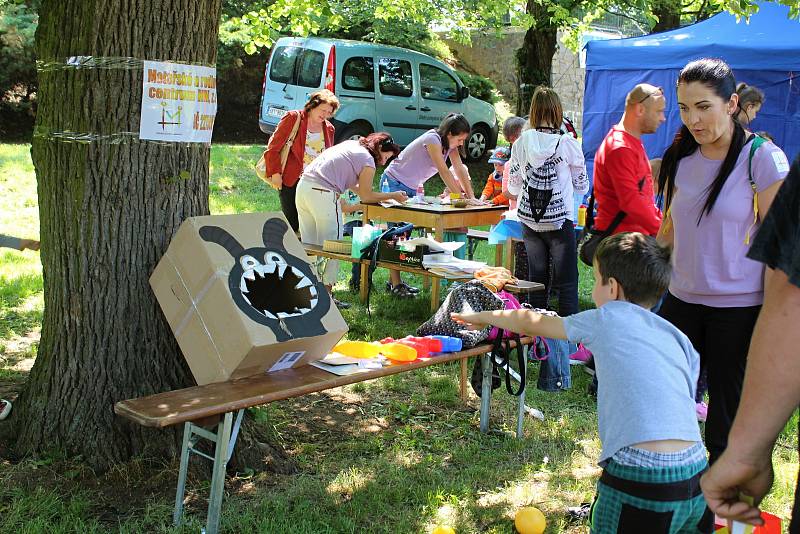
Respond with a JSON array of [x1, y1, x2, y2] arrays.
[[522, 220, 579, 317], [383, 175, 417, 197], [537, 338, 574, 391]]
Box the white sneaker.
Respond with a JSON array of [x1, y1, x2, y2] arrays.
[[0, 399, 11, 420]]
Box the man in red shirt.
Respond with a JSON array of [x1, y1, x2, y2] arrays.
[[593, 84, 666, 236]]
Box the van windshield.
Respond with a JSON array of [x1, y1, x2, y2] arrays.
[[269, 46, 324, 88]]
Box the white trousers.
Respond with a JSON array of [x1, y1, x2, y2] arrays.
[[296, 179, 343, 286]]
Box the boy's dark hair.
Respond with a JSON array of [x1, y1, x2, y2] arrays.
[[594, 232, 671, 307]]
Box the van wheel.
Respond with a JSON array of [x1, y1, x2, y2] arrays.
[[465, 125, 489, 161], [336, 122, 373, 143]]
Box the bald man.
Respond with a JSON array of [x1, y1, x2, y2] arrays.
[[591, 84, 666, 237]]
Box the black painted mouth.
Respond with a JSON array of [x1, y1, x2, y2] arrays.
[[238, 252, 317, 320]]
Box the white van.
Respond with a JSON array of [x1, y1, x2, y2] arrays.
[[259, 37, 499, 161]]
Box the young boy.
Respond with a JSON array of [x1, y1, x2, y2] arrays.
[[479, 146, 510, 205], [454, 232, 711, 534]]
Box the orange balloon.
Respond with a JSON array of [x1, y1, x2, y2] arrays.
[[432, 526, 456, 534], [515, 507, 546, 534]]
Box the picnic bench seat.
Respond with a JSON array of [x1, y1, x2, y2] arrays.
[[114, 338, 535, 534]]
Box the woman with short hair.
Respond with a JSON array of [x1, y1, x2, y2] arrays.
[[297, 133, 404, 308], [264, 89, 339, 233]]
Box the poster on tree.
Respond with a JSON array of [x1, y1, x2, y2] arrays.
[[140, 60, 217, 143]]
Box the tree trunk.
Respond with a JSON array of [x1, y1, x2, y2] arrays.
[[9, 0, 225, 470], [651, 0, 683, 32], [515, 0, 558, 116]]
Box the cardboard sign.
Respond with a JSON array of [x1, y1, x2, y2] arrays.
[[150, 212, 348, 385], [140, 60, 217, 143]]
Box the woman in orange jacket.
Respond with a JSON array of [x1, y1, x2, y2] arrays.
[[264, 90, 338, 233]]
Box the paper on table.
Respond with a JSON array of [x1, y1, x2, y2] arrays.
[[379, 198, 403, 208], [404, 236, 464, 252]]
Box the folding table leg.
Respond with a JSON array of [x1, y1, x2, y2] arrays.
[[173, 422, 193, 526], [479, 352, 492, 433], [205, 412, 233, 534]]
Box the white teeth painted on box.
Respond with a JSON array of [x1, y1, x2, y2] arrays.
[[299, 308, 310, 314], [262, 310, 276, 319], [308, 286, 317, 297], [295, 277, 313, 289], [242, 293, 252, 305], [254, 264, 265, 277], [278, 264, 287, 278], [310, 297, 318, 308], [240, 278, 249, 293], [291, 266, 304, 278], [277, 312, 292, 319], [243, 270, 256, 281], [264, 262, 277, 274]]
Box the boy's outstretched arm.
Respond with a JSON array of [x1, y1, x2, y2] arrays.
[[451, 309, 568, 340]]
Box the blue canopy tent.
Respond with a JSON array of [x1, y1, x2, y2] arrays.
[[582, 3, 800, 182]]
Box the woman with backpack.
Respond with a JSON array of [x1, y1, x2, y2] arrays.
[[657, 58, 788, 464], [507, 86, 589, 317]]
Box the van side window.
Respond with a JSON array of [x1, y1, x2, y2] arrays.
[[420, 64, 458, 102], [342, 57, 374, 92], [378, 58, 413, 97]]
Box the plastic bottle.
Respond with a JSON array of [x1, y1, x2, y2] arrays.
[[578, 204, 587, 227], [415, 183, 425, 203], [380, 176, 390, 194]]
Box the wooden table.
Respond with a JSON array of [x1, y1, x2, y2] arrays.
[[360, 201, 507, 309]]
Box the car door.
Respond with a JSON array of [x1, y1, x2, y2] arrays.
[[416, 62, 462, 136], [374, 57, 419, 146]]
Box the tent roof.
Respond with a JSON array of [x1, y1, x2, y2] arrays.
[[586, 3, 800, 71]]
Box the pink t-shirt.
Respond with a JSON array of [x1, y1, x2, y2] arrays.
[[300, 140, 375, 194], [669, 140, 789, 307], [382, 130, 456, 190], [502, 161, 517, 210]]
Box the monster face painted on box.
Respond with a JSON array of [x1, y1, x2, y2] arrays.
[[199, 218, 331, 342]]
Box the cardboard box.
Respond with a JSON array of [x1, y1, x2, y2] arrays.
[[151, 212, 348, 385]]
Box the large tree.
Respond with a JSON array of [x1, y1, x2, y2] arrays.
[[3, 0, 223, 470]]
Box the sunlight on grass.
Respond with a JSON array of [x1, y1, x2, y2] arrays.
[[0, 143, 797, 533]]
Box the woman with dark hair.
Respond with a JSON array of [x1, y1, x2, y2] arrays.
[[507, 86, 588, 317], [264, 89, 339, 233], [734, 82, 765, 126], [296, 133, 404, 308], [378, 113, 476, 296], [657, 58, 789, 463]]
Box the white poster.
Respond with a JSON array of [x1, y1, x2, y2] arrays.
[[140, 60, 217, 143]]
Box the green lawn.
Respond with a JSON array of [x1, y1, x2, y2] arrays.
[[0, 143, 796, 533]]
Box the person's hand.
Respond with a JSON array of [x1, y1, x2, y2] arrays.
[[392, 191, 408, 203], [451, 312, 488, 330], [268, 174, 282, 190], [19, 239, 40, 251], [700, 450, 773, 526]]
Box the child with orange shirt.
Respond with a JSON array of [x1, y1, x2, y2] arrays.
[[480, 147, 510, 205]]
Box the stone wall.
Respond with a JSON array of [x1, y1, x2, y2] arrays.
[[441, 29, 584, 132]]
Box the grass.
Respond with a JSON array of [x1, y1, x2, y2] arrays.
[[0, 143, 797, 533]]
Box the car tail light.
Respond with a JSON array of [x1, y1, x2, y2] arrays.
[[325, 45, 336, 93]]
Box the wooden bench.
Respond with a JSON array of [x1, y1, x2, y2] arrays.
[[466, 228, 523, 271], [114, 338, 535, 534]]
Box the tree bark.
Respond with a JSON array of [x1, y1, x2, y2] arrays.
[[651, 0, 683, 32], [515, 0, 558, 116], [9, 0, 225, 470]]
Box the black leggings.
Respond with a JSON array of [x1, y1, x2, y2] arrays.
[[522, 220, 579, 316], [658, 293, 761, 464], [279, 182, 299, 233]]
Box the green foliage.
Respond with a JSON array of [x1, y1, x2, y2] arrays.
[[0, 1, 37, 140], [455, 69, 500, 104]]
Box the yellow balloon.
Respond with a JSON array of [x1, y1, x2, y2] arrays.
[[515, 507, 546, 534], [432, 526, 456, 534]]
